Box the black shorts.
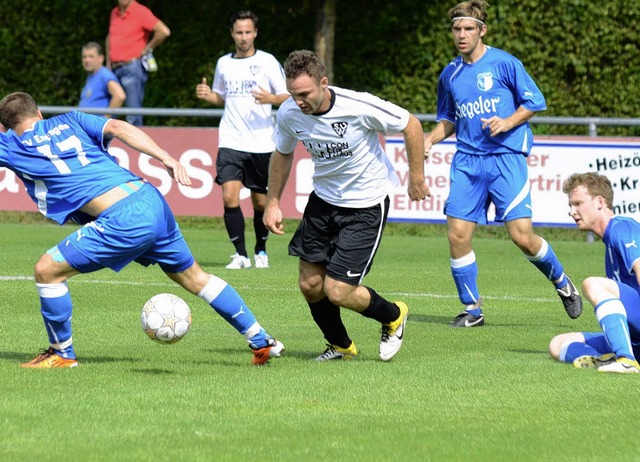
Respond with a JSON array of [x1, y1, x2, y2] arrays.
[[288, 192, 390, 286], [215, 147, 271, 193]]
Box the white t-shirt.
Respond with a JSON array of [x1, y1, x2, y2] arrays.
[[212, 50, 287, 153], [274, 86, 409, 208]]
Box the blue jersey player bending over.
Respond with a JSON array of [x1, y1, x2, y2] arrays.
[[424, 0, 582, 327], [549, 173, 640, 374], [0, 92, 283, 367]]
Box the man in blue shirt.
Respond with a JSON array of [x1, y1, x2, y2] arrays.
[[549, 172, 640, 373], [0, 92, 283, 368], [79, 42, 126, 116], [424, 0, 582, 327]]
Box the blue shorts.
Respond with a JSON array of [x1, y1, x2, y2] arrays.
[[582, 281, 640, 356], [444, 153, 532, 224], [57, 183, 194, 274]]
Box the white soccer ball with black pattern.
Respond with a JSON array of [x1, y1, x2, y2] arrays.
[[141, 293, 192, 344]]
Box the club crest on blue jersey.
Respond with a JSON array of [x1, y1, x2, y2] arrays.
[[331, 122, 348, 137], [476, 72, 494, 91]]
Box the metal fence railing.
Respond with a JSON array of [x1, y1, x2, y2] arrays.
[[39, 106, 640, 137]]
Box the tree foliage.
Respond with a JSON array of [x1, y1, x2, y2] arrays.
[[0, 0, 638, 135]]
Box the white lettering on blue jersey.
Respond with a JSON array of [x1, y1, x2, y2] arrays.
[[0, 111, 139, 224], [436, 46, 546, 156]]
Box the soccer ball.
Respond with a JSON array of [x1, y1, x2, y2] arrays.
[[141, 293, 192, 344]]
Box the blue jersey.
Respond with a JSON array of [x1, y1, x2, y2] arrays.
[[436, 46, 546, 156], [603, 216, 640, 290], [0, 111, 139, 224], [79, 66, 120, 108]]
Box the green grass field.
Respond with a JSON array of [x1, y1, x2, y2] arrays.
[[1, 220, 638, 461]]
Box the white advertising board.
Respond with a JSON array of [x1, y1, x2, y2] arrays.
[[385, 137, 640, 226]]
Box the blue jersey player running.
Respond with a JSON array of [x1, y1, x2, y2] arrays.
[[549, 173, 640, 373], [0, 92, 283, 367], [424, 0, 582, 327]]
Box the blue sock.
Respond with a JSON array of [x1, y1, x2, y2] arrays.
[[595, 299, 635, 360], [37, 282, 76, 359], [561, 342, 601, 363], [198, 275, 269, 347], [525, 238, 566, 289], [451, 251, 481, 308]]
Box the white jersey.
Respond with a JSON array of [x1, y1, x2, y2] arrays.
[[212, 50, 287, 153], [274, 86, 409, 208]]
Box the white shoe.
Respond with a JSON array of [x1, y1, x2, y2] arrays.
[[597, 357, 640, 373], [379, 301, 408, 361], [254, 251, 269, 269], [226, 253, 251, 269]]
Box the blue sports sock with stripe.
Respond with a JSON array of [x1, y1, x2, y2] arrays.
[[525, 238, 566, 289], [451, 251, 481, 310], [37, 282, 76, 359], [198, 275, 270, 348], [595, 299, 635, 360]]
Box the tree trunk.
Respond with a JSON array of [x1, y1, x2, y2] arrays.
[[314, 0, 336, 84]]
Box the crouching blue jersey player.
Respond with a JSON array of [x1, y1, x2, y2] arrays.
[[0, 92, 283, 367], [549, 173, 640, 373], [424, 0, 582, 327]]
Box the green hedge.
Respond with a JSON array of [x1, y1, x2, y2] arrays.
[[1, 0, 638, 135]]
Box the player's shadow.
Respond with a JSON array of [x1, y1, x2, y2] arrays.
[[0, 351, 141, 364], [0, 351, 33, 362], [130, 368, 175, 375], [408, 313, 456, 325], [200, 347, 379, 363]]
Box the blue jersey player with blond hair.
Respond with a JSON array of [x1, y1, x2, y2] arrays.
[[424, 0, 583, 327], [549, 172, 640, 373], [0, 92, 283, 367]]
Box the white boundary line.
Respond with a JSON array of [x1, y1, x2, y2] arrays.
[[0, 275, 562, 303]]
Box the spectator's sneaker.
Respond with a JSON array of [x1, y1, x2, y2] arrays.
[[254, 251, 269, 269], [21, 347, 78, 369], [379, 301, 409, 361], [573, 353, 616, 369], [250, 338, 285, 366], [226, 253, 251, 269], [597, 357, 640, 374], [557, 276, 583, 319], [315, 342, 358, 361], [449, 311, 485, 328]]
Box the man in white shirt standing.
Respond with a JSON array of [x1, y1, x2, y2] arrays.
[[196, 10, 289, 269], [264, 50, 430, 361]]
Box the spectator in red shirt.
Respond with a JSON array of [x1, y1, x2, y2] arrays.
[[106, 0, 170, 126]]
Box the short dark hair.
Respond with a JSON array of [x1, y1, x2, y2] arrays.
[[0, 92, 39, 130], [284, 50, 326, 83], [230, 10, 258, 29], [82, 41, 104, 56]]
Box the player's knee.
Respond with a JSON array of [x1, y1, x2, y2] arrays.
[[34, 254, 58, 283], [581, 277, 599, 300], [298, 275, 323, 299]]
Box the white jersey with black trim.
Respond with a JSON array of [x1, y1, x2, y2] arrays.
[[212, 49, 287, 153], [274, 86, 409, 208]]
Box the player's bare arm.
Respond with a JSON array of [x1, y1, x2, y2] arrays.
[[251, 86, 289, 106], [424, 120, 455, 157], [263, 150, 294, 235], [195, 77, 225, 106], [403, 115, 431, 201], [481, 106, 536, 137], [104, 119, 192, 186]]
